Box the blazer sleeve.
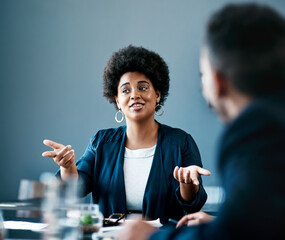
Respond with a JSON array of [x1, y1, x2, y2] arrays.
[[174, 133, 208, 213], [55, 134, 98, 197]]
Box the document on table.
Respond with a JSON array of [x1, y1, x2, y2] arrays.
[[0, 202, 31, 208], [4, 221, 48, 231], [92, 218, 162, 240]]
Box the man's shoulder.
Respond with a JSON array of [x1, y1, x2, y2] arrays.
[[218, 94, 285, 167], [254, 94, 285, 126], [232, 94, 285, 132]]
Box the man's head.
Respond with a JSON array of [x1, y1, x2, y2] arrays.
[[201, 3, 285, 122]]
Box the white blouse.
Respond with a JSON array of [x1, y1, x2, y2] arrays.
[[123, 145, 156, 211]]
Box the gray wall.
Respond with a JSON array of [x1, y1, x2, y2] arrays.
[[1, 0, 284, 201]]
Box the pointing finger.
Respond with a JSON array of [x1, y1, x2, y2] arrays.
[[43, 139, 65, 150]]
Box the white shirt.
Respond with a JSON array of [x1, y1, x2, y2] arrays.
[[123, 145, 156, 211]]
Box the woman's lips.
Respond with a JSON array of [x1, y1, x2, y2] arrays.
[[130, 103, 144, 111]]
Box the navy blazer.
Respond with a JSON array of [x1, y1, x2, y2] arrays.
[[150, 94, 285, 239], [58, 123, 207, 224]]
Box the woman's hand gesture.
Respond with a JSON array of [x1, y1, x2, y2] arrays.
[[42, 139, 75, 169], [42, 139, 78, 180], [173, 165, 210, 202]]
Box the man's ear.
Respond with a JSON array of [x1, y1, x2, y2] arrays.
[[213, 70, 228, 97]]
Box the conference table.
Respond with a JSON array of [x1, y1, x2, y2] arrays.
[[1, 200, 43, 240], [0, 199, 219, 240], [0, 199, 102, 240]]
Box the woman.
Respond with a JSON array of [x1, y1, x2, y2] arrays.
[[42, 45, 210, 224]]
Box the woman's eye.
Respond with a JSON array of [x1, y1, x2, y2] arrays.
[[122, 89, 130, 94], [139, 86, 148, 91]]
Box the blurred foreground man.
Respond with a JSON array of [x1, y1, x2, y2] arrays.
[[117, 3, 285, 240]]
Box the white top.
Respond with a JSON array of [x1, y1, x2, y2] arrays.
[[123, 145, 156, 211]]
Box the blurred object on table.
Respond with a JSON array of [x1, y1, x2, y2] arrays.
[[17, 179, 44, 218]]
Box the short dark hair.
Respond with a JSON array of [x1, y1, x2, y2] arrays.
[[205, 3, 285, 97], [103, 45, 170, 110]]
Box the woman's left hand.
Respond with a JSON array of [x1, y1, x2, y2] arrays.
[[173, 165, 210, 202]]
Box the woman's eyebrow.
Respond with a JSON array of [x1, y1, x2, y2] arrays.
[[138, 81, 150, 85], [119, 82, 130, 88], [120, 81, 149, 88]]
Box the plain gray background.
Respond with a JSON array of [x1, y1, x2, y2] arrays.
[[1, 0, 284, 201]]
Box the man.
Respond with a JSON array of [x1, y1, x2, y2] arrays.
[[116, 3, 285, 240]]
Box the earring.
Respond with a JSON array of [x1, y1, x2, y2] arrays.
[[115, 109, 124, 123], [155, 104, 164, 116]]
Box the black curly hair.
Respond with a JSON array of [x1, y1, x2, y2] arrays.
[[103, 45, 170, 110]]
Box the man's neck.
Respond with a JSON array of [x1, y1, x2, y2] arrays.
[[222, 90, 252, 123]]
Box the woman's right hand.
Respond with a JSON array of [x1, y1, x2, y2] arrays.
[[42, 139, 75, 169]]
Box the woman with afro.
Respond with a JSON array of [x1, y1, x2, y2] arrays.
[[42, 45, 210, 224]]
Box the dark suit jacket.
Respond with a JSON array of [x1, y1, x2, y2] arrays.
[[57, 122, 207, 224], [150, 94, 285, 239]]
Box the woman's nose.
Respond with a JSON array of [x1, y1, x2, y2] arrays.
[[130, 89, 141, 99]]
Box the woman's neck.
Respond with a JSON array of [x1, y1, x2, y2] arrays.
[[125, 118, 159, 150]]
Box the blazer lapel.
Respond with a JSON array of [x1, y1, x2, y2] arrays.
[[109, 126, 127, 214]]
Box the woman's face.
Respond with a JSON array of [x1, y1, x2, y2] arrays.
[[115, 72, 161, 122]]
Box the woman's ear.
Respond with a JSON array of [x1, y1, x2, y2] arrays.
[[114, 96, 120, 109], [156, 90, 161, 103]]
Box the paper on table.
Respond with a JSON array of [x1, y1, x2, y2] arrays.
[[142, 218, 162, 228], [92, 218, 162, 239], [4, 221, 48, 231], [102, 218, 162, 232], [0, 202, 31, 208]]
